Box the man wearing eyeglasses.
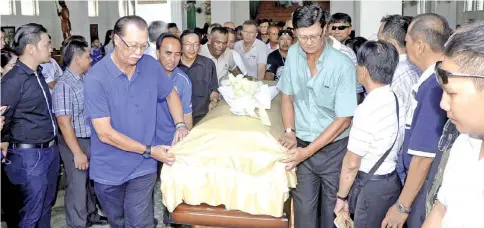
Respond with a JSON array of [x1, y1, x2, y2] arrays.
[[277, 4, 357, 228], [382, 13, 451, 228], [84, 16, 187, 228], [422, 22, 484, 228], [329, 13, 352, 44]]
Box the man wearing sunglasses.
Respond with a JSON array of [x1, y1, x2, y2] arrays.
[[84, 16, 187, 227], [382, 13, 451, 228], [423, 22, 484, 228], [329, 13, 352, 44]]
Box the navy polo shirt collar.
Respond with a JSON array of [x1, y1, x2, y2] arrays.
[[105, 54, 142, 79]]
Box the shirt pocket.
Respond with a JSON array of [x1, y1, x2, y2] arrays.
[[192, 78, 210, 98], [313, 86, 336, 110]]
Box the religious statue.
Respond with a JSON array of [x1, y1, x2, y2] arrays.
[[57, 1, 71, 40]]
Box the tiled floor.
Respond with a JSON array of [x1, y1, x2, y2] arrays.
[[1, 179, 188, 228]]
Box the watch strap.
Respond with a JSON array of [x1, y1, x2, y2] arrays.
[[396, 201, 411, 214]]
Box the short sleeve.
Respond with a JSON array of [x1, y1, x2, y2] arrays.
[[181, 77, 193, 114], [157, 64, 174, 100], [266, 54, 278, 74], [84, 74, 110, 119], [208, 61, 219, 93], [228, 50, 237, 71], [257, 44, 268, 65], [347, 107, 375, 157], [334, 64, 357, 117], [53, 82, 73, 116], [407, 84, 447, 158], [233, 51, 248, 75], [53, 61, 64, 80], [277, 53, 294, 95]]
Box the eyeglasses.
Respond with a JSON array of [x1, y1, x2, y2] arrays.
[[296, 32, 323, 43], [183, 42, 200, 49], [435, 61, 484, 86], [117, 35, 149, 52], [331, 25, 350, 31]]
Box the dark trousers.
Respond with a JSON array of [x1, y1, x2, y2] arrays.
[[293, 137, 348, 228], [3, 146, 60, 228], [94, 173, 157, 228], [1, 166, 23, 227], [406, 179, 430, 228], [58, 135, 100, 228], [353, 171, 402, 228]]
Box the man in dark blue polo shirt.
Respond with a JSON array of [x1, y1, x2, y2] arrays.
[[1, 23, 59, 228], [178, 29, 219, 125], [382, 14, 451, 228], [84, 16, 187, 228]]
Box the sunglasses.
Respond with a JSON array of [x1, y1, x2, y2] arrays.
[[331, 25, 350, 31], [435, 61, 484, 85]]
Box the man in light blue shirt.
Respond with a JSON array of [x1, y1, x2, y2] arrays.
[[278, 4, 357, 228]]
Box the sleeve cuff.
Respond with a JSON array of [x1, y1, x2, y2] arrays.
[[407, 149, 436, 158]]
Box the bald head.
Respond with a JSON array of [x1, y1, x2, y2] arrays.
[[408, 13, 452, 53], [223, 22, 236, 29]]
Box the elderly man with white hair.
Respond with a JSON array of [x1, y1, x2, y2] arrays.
[[145, 20, 167, 59]]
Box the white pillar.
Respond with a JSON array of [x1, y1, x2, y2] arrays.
[[211, 0, 232, 24], [170, 0, 184, 30], [354, 0, 402, 39]]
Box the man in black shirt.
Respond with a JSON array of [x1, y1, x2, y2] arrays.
[[265, 30, 293, 81], [178, 29, 219, 125], [1, 23, 59, 228]]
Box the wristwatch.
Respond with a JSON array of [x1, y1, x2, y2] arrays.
[[142, 145, 152, 159], [285, 128, 296, 133], [175, 122, 187, 129], [336, 194, 347, 201], [396, 201, 411, 214]]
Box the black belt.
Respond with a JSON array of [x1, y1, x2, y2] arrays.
[[9, 140, 55, 149], [358, 170, 396, 181]]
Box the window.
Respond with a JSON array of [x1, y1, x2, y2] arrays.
[[0, 0, 16, 15], [21, 0, 39, 16], [417, 0, 428, 14], [88, 0, 99, 17], [465, 0, 484, 11], [119, 0, 135, 17], [478, 0, 484, 10]]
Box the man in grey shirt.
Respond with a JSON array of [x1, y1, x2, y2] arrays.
[[233, 20, 267, 80], [53, 40, 108, 227]]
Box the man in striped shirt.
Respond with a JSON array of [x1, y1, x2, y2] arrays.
[[53, 40, 107, 227], [378, 15, 420, 118]]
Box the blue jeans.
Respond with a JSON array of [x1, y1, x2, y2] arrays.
[[3, 146, 60, 228], [94, 173, 157, 228]]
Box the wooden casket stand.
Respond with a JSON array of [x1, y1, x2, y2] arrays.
[[170, 197, 294, 228]]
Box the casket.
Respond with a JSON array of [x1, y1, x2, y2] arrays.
[[161, 81, 296, 228]]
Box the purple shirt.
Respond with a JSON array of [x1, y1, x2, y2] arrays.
[[155, 67, 192, 146], [84, 55, 174, 185]]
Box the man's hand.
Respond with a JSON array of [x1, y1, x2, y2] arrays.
[[1, 142, 8, 163], [278, 132, 297, 149], [208, 100, 218, 111], [381, 204, 409, 228], [334, 199, 350, 219], [280, 147, 311, 170], [74, 152, 89, 170], [151, 145, 176, 165], [173, 127, 189, 145]]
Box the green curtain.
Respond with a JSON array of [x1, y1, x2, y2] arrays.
[[187, 7, 196, 29], [249, 0, 260, 20]]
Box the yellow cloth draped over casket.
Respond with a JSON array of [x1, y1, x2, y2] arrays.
[[161, 83, 297, 218]]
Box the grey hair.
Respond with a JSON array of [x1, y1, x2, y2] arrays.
[[444, 21, 484, 89], [208, 23, 222, 34], [148, 21, 167, 42], [408, 13, 452, 53], [113, 15, 148, 37]]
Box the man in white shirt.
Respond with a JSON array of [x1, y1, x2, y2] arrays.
[[227, 28, 247, 75], [233, 20, 267, 80], [378, 15, 420, 116], [145, 20, 167, 59], [199, 27, 242, 82], [423, 21, 484, 228], [266, 25, 279, 55], [41, 57, 63, 93], [334, 40, 404, 227]]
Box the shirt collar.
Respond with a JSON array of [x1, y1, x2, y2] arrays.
[[399, 54, 408, 62], [65, 67, 82, 81], [366, 85, 391, 98], [105, 54, 141, 78], [329, 36, 342, 50], [16, 60, 43, 76], [297, 41, 331, 63], [416, 62, 436, 87], [180, 55, 204, 68]]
